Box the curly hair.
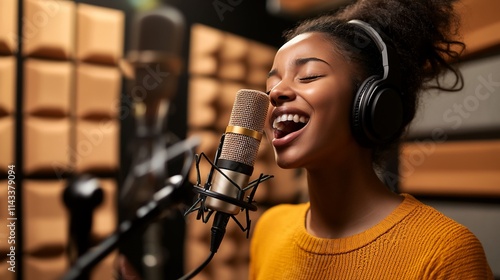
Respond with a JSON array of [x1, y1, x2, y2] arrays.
[[283, 0, 465, 166]]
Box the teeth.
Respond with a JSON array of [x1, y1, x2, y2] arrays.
[[272, 113, 309, 129]]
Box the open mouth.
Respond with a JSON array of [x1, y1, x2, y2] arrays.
[[272, 113, 309, 139]]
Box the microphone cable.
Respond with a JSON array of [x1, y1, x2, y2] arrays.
[[176, 251, 215, 280], [176, 211, 229, 280]]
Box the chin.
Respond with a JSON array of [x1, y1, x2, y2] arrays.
[[276, 161, 296, 169], [274, 153, 303, 170], [273, 143, 314, 169]]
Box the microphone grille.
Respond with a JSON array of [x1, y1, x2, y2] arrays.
[[132, 6, 185, 54], [220, 89, 269, 167]]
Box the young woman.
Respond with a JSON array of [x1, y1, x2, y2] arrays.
[[249, 0, 493, 279]]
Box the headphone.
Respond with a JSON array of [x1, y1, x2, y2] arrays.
[[347, 19, 404, 147]]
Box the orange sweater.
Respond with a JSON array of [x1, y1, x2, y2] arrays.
[[249, 194, 493, 279]]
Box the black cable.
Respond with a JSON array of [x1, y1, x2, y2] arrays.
[[176, 251, 215, 280], [176, 212, 229, 280]]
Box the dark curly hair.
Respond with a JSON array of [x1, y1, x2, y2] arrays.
[[283, 0, 465, 166]]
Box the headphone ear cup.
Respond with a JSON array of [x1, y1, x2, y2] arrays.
[[352, 77, 404, 146], [368, 86, 404, 144], [351, 76, 377, 146]]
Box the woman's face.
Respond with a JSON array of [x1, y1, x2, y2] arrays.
[[265, 32, 360, 169]]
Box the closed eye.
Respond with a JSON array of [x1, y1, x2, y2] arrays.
[[299, 75, 324, 82]]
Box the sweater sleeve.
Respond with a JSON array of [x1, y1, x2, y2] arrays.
[[426, 226, 494, 280]]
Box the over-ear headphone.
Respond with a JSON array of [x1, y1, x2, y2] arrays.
[[347, 19, 404, 147]]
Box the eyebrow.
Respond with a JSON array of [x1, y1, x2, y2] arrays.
[[267, 57, 330, 78]]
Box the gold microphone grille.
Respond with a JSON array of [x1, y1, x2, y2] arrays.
[[220, 89, 269, 167]]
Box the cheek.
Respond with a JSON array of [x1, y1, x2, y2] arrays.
[[312, 89, 353, 132]]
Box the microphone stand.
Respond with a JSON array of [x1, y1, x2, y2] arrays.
[[62, 175, 183, 280], [62, 137, 199, 280], [121, 7, 184, 276]]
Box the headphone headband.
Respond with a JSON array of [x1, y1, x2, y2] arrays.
[[347, 19, 389, 80]]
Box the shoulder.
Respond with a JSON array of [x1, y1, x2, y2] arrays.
[[420, 203, 484, 250], [404, 196, 476, 241], [402, 196, 493, 278], [409, 197, 475, 239]]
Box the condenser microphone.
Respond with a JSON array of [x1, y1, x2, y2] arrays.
[[121, 4, 186, 213], [120, 5, 186, 280], [205, 89, 270, 215], [180, 89, 271, 279], [127, 5, 185, 128]]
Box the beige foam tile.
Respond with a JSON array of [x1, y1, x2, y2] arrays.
[[76, 63, 121, 119], [189, 129, 220, 162], [0, 56, 16, 115], [400, 140, 500, 197], [190, 24, 224, 57], [0, 261, 16, 280], [0, 117, 15, 173], [220, 33, 249, 61], [92, 179, 117, 241], [188, 77, 219, 129], [24, 117, 71, 175], [246, 65, 269, 88], [76, 4, 124, 65], [209, 262, 234, 279], [218, 60, 247, 82], [184, 238, 211, 275], [188, 55, 218, 76], [22, 180, 68, 255], [0, 180, 13, 254], [24, 59, 73, 117], [75, 119, 119, 173], [0, 0, 18, 54], [23, 254, 68, 280], [22, 0, 75, 59], [247, 41, 276, 67]]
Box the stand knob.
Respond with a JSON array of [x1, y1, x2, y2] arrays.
[[63, 175, 104, 280]]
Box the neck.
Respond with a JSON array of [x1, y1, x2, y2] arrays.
[[305, 152, 402, 239]]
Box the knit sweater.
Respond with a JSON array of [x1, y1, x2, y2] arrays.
[[249, 194, 493, 279]]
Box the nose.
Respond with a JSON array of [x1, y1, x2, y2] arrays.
[[268, 81, 296, 107]]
